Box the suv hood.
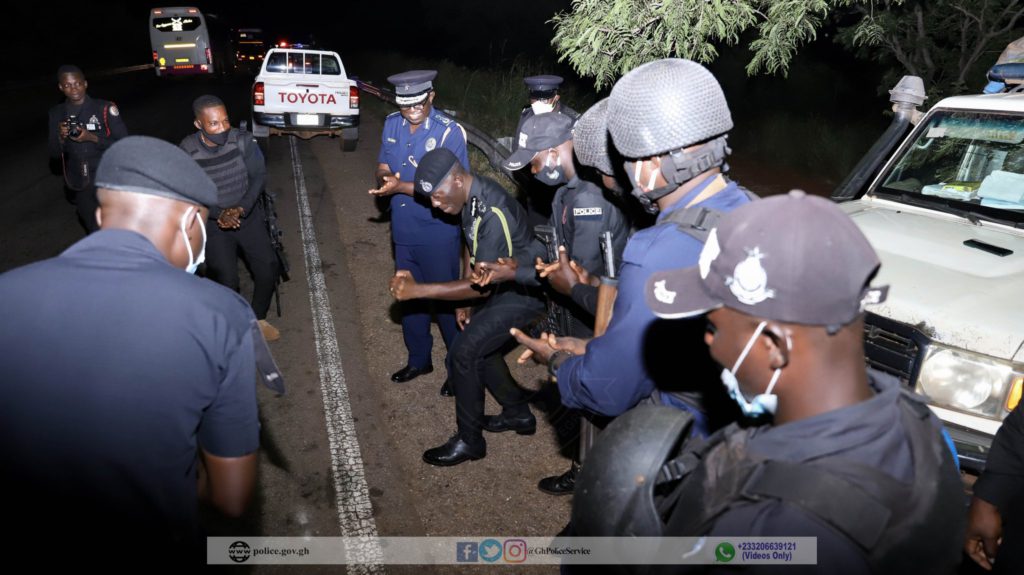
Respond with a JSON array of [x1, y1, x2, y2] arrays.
[[843, 197, 1024, 360]]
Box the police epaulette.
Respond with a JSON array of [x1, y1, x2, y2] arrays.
[[386, 111, 401, 118], [434, 112, 452, 125]]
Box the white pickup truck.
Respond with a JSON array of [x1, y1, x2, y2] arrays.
[[835, 64, 1024, 473], [251, 48, 359, 150]]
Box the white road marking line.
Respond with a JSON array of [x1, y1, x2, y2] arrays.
[[289, 136, 384, 573]]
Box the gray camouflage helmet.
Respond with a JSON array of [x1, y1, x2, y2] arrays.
[[572, 98, 615, 175], [608, 59, 733, 158]]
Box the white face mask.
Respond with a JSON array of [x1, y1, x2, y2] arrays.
[[531, 100, 555, 115], [180, 207, 207, 274], [720, 320, 785, 418]]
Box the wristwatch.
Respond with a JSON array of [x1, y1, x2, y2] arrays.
[[548, 350, 573, 380]]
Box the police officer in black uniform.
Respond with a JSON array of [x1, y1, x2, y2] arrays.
[[478, 111, 629, 493], [388, 149, 545, 466], [966, 401, 1024, 573], [48, 64, 128, 233], [512, 75, 581, 230], [0, 136, 264, 564], [180, 95, 282, 342]]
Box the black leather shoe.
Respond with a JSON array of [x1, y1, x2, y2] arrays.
[[391, 364, 433, 383], [422, 436, 486, 467], [440, 380, 454, 397], [538, 461, 580, 495], [483, 412, 536, 435]]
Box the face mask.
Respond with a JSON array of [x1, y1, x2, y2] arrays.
[[627, 160, 677, 215], [201, 128, 229, 146], [534, 152, 567, 186], [180, 207, 207, 274], [720, 321, 784, 418], [531, 101, 555, 115]]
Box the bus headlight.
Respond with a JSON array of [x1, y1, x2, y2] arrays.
[[916, 345, 1021, 418]]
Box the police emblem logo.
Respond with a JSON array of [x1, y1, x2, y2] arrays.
[[653, 280, 677, 304], [420, 180, 433, 193], [573, 207, 602, 217], [518, 133, 529, 148], [726, 247, 775, 305], [470, 197, 480, 218], [88, 115, 100, 125], [108, 105, 120, 117], [425, 137, 437, 152]]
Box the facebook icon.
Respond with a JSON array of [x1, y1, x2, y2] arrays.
[[456, 541, 479, 562]]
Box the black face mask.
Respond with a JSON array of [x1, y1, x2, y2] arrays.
[[201, 128, 229, 146]]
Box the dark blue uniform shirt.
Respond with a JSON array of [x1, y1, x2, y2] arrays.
[[556, 178, 752, 416], [379, 109, 469, 246], [0, 230, 260, 542]]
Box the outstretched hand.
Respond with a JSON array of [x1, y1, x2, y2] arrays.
[[472, 258, 518, 286], [510, 328, 591, 366], [369, 173, 401, 196]]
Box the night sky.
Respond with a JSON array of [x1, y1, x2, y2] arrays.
[[13, 0, 573, 81]]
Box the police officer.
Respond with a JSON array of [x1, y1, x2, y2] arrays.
[[371, 70, 469, 390], [620, 191, 965, 573], [514, 75, 579, 147], [478, 111, 629, 493], [388, 149, 545, 466], [966, 401, 1024, 573], [181, 95, 282, 342], [48, 64, 128, 233], [0, 136, 262, 563], [512, 59, 753, 435]]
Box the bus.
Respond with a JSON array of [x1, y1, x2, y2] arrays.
[[234, 28, 266, 75], [150, 7, 215, 76]]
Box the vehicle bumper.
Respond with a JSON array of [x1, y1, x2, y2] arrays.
[[944, 421, 994, 474], [253, 112, 359, 138]]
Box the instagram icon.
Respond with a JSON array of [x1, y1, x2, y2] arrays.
[[504, 539, 527, 563]]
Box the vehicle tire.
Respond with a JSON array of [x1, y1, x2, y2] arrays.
[[341, 127, 358, 152]]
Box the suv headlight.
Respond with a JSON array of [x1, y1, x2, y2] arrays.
[[916, 345, 1023, 418]]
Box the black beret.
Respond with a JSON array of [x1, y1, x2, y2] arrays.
[[414, 148, 460, 195], [95, 136, 218, 207]]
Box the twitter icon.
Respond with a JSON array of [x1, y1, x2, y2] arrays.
[[479, 539, 503, 563], [456, 542, 478, 562]]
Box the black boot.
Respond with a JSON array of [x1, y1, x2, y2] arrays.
[[538, 461, 581, 495]]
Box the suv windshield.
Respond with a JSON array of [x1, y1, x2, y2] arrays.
[[875, 110, 1024, 220]]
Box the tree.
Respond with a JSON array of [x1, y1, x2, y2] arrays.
[[837, 0, 1024, 96], [551, 0, 1024, 94]]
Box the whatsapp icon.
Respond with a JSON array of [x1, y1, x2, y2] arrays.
[[715, 542, 735, 563]]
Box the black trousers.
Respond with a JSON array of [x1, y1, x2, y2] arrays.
[[204, 203, 280, 320], [71, 186, 100, 233], [449, 288, 545, 447]]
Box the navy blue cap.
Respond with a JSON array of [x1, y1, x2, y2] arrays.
[[525, 75, 563, 98], [414, 148, 460, 195], [388, 70, 437, 105], [503, 112, 574, 171], [95, 136, 218, 207]]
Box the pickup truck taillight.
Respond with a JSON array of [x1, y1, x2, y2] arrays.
[[254, 82, 265, 106], [349, 86, 359, 109], [152, 50, 158, 63], [205, 48, 212, 64]]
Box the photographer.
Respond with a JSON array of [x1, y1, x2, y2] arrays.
[[48, 65, 127, 233]]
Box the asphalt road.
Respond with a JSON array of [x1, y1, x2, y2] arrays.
[[1, 69, 572, 573]]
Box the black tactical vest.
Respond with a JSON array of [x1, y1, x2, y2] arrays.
[[181, 129, 249, 209], [654, 389, 966, 574]]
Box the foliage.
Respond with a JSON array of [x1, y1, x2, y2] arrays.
[[552, 0, 1024, 95]]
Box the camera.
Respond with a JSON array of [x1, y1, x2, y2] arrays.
[[64, 116, 84, 138]]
